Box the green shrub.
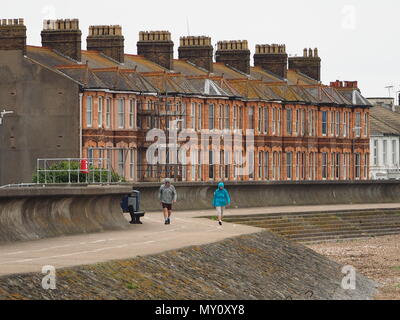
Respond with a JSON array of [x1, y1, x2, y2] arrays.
[[33, 161, 125, 184]]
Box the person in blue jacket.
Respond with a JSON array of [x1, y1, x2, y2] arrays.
[[212, 182, 231, 226]]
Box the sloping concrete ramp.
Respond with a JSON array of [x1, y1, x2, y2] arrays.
[[0, 231, 378, 300], [0, 187, 132, 243]]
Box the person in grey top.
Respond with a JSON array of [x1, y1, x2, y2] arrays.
[[159, 178, 177, 225]]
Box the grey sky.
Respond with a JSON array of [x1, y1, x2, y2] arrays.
[[3, 0, 399, 98]]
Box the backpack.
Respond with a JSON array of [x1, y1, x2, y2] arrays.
[[120, 195, 129, 213]]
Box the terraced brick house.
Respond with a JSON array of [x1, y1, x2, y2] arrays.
[[0, 18, 372, 185]]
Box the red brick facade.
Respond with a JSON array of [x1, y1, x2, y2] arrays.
[[82, 92, 370, 182]]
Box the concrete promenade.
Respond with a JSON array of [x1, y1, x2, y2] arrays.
[[1, 202, 400, 277]]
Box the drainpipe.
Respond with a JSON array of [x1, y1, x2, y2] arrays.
[[79, 92, 83, 158]]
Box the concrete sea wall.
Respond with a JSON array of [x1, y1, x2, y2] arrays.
[[1, 181, 400, 243], [0, 187, 131, 243], [135, 180, 400, 211]]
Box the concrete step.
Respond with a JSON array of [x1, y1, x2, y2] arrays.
[[285, 227, 400, 240], [229, 212, 400, 223], [224, 208, 400, 244], [296, 229, 400, 244], [266, 220, 400, 232], [235, 215, 400, 229], [223, 208, 400, 221]]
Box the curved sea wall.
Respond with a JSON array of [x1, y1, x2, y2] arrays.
[[0, 187, 132, 243], [1, 181, 400, 243]]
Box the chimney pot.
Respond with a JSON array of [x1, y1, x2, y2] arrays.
[[0, 17, 27, 54], [289, 47, 321, 81], [215, 40, 250, 74], [41, 18, 82, 61], [137, 30, 174, 70], [87, 25, 125, 63], [254, 44, 288, 78], [178, 35, 213, 72]]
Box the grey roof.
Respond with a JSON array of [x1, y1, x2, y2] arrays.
[[24, 45, 372, 106], [370, 105, 400, 136]]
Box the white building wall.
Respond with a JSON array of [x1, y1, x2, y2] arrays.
[[370, 135, 400, 180]]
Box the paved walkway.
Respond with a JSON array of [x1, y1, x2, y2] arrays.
[[1, 203, 400, 276]]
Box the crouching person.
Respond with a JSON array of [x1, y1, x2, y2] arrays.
[[121, 191, 145, 225]]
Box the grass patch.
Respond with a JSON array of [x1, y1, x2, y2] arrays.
[[391, 266, 400, 271], [126, 283, 138, 290]]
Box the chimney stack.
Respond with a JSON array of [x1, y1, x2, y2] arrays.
[[41, 19, 82, 61], [137, 31, 174, 70], [288, 48, 321, 81], [254, 44, 288, 78], [215, 40, 250, 74], [87, 25, 124, 63], [178, 36, 213, 72], [0, 18, 26, 54]]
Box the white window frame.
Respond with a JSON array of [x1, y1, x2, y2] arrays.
[[322, 111, 327, 136], [264, 107, 269, 134], [191, 103, 196, 130], [225, 104, 230, 130], [118, 149, 125, 177], [322, 152, 328, 180], [335, 112, 340, 137], [198, 103, 202, 130], [106, 98, 111, 129], [392, 140, 397, 166], [208, 104, 215, 130], [355, 112, 361, 138], [383, 140, 388, 166], [286, 152, 293, 180], [364, 113, 369, 137], [264, 151, 269, 180], [355, 153, 361, 180], [277, 109, 281, 136], [130, 149, 135, 180], [86, 96, 93, 128], [373, 140, 378, 166], [129, 99, 136, 129], [330, 111, 335, 136], [98, 97, 103, 128], [248, 106, 254, 130], [286, 108, 292, 136], [219, 104, 224, 129], [272, 108, 276, 135], [118, 99, 125, 129]]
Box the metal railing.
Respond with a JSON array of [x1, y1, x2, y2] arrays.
[[0, 183, 38, 189], [36, 158, 112, 185]]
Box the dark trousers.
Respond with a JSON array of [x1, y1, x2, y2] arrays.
[[128, 205, 141, 224]]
